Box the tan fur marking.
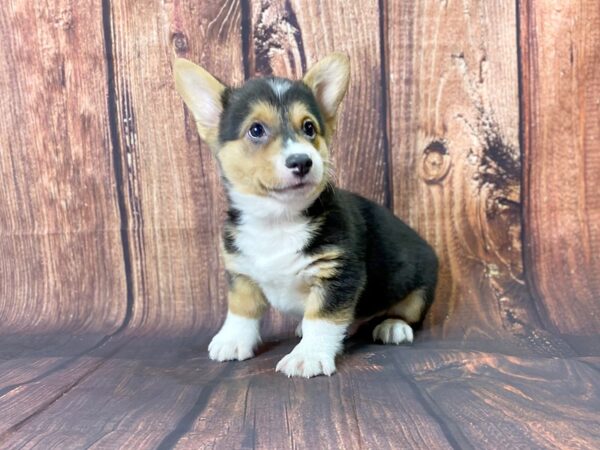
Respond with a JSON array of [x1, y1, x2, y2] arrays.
[[288, 102, 321, 133], [217, 100, 287, 196], [306, 308, 354, 324], [288, 101, 333, 150], [389, 288, 426, 324], [303, 248, 357, 324], [198, 127, 221, 152], [313, 264, 338, 280], [239, 101, 280, 138], [303, 286, 325, 318], [218, 135, 284, 196], [305, 247, 343, 280], [228, 275, 268, 319], [312, 248, 343, 261], [303, 286, 354, 324]]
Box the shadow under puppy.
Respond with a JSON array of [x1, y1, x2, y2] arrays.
[[174, 53, 438, 378]]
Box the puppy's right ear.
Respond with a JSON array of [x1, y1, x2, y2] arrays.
[[174, 58, 226, 144]]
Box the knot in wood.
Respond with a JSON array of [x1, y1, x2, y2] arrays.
[[420, 141, 451, 184], [172, 32, 189, 54]]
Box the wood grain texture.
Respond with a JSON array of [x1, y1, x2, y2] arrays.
[[0, 0, 126, 332], [105, 0, 245, 332], [397, 348, 600, 449], [520, 0, 600, 334], [0, 333, 128, 440], [385, 1, 540, 339], [1, 333, 598, 449]]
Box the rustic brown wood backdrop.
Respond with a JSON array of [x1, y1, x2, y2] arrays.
[[0, 0, 598, 448]]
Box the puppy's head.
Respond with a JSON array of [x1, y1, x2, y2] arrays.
[[174, 54, 350, 212]]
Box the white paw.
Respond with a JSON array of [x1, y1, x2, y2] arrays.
[[208, 313, 261, 362], [372, 319, 414, 344], [208, 333, 256, 361], [295, 321, 303, 337], [276, 347, 336, 378]]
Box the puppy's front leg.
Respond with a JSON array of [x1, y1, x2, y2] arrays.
[[276, 272, 362, 378], [209, 273, 268, 361], [276, 316, 349, 378]]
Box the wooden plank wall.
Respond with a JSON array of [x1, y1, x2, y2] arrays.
[[520, 0, 600, 335], [386, 1, 537, 340], [0, 0, 598, 339], [0, 1, 127, 334]]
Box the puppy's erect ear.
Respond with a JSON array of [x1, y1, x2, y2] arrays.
[[303, 53, 350, 124], [173, 58, 226, 143]]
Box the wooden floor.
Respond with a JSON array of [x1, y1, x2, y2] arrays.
[[1, 321, 598, 449]]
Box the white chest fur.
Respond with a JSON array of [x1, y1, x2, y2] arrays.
[[228, 213, 314, 315]]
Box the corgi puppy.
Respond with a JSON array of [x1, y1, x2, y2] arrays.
[[173, 53, 438, 378]]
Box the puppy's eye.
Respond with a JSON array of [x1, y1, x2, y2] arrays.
[[302, 120, 316, 139], [248, 122, 266, 139]]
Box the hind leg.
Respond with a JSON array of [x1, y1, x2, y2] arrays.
[[372, 288, 428, 345]]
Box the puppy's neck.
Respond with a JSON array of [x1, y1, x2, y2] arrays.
[[226, 188, 316, 224]]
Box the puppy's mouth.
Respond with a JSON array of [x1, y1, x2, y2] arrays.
[[261, 180, 317, 195], [272, 182, 314, 192]]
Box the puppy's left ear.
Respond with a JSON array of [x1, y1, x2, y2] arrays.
[[303, 52, 350, 125], [173, 58, 226, 145]]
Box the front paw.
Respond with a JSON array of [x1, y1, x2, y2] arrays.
[[208, 313, 261, 362], [208, 332, 257, 361], [276, 347, 336, 378]]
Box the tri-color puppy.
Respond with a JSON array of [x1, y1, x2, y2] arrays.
[[173, 53, 438, 378]]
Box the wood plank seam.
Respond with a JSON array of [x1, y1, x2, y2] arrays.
[[155, 364, 237, 450], [101, 0, 134, 332], [240, 0, 252, 80], [516, 0, 555, 337], [377, 0, 393, 209], [389, 357, 472, 449], [0, 334, 116, 400], [0, 368, 99, 441], [0, 336, 133, 443]]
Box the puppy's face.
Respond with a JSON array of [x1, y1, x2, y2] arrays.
[[174, 54, 350, 208]]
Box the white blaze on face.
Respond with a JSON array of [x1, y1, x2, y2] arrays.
[[275, 140, 324, 188], [268, 78, 292, 99]]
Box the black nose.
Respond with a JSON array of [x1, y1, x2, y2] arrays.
[[285, 154, 313, 177]]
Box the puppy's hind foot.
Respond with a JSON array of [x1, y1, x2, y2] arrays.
[[372, 318, 413, 344]]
